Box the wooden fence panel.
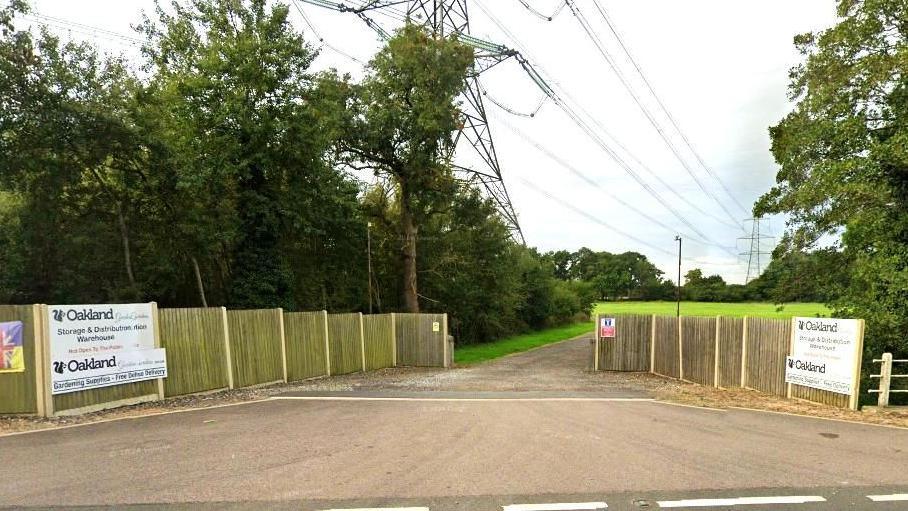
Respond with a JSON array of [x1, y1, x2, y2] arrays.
[[652, 316, 680, 378], [159, 307, 229, 397], [395, 313, 446, 367], [790, 380, 851, 407], [328, 313, 363, 375], [598, 314, 651, 371], [717, 316, 744, 388], [681, 316, 716, 386], [363, 314, 394, 371], [226, 309, 284, 388], [745, 317, 789, 397], [0, 305, 39, 414], [284, 311, 329, 381]]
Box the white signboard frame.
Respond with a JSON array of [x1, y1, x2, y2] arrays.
[[47, 303, 166, 395], [785, 316, 864, 407]]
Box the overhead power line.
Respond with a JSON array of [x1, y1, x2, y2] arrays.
[[496, 115, 737, 256], [290, 0, 366, 64], [473, 0, 735, 249], [516, 176, 738, 267], [24, 13, 144, 46], [515, 0, 566, 21], [589, 0, 750, 215], [563, 0, 745, 230]]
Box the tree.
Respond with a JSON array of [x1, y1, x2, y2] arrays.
[[0, 1, 148, 302], [136, 0, 363, 309], [334, 24, 473, 312], [755, 0, 908, 358]]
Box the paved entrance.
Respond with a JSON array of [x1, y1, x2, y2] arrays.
[[283, 333, 649, 396]]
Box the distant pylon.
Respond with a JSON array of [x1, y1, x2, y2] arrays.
[[738, 217, 774, 283]]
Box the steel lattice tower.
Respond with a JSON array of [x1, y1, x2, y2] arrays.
[[298, 0, 523, 241], [405, 1, 523, 242], [738, 217, 774, 283]]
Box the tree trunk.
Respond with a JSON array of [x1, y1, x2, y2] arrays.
[[115, 202, 139, 300], [192, 256, 208, 307], [400, 184, 419, 313]]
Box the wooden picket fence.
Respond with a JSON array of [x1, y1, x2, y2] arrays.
[[595, 313, 862, 410], [0, 306, 448, 417]]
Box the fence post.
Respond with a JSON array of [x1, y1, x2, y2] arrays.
[[35, 304, 53, 417], [678, 316, 684, 381], [221, 307, 235, 390], [593, 314, 600, 372], [714, 315, 720, 388], [740, 316, 748, 388], [878, 352, 893, 408], [278, 308, 288, 383], [849, 319, 866, 411], [359, 312, 367, 373], [322, 310, 331, 376], [787, 316, 796, 399], [650, 314, 656, 374], [151, 302, 165, 400], [391, 312, 397, 367], [442, 313, 450, 368]]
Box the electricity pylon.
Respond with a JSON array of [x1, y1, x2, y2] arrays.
[[298, 0, 524, 242], [738, 217, 774, 283]]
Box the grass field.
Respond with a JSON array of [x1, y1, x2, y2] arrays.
[[454, 322, 592, 365], [594, 301, 831, 318]]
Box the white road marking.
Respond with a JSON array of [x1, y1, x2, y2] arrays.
[[503, 503, 607, 511], [867, 494, 908, 502], [656, 495, 826, 507], [320, 508, 430, 511], [272, 396, 651, 402]]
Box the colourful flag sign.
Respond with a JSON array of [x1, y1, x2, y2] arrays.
[[599, 317, 616, 338], [0, 321, 24, 373]]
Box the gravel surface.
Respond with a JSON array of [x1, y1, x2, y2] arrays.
[[3, 333, 906, 434]]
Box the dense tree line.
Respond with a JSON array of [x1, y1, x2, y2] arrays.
[[0, 0, 588, 345], [543, 247, 847, 304]]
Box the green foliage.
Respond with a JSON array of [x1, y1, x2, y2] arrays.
[[755, 0, 908, 361], [454, 322, 593, 365], [545, 248, 671, 300], [0, 2, 603, 344]]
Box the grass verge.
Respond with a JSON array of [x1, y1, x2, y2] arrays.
[[454, 322, 592, 365]]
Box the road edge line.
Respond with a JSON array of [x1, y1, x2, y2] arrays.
[[0, 399, 270, 438], [270, 396, 654, 403], [650, 400, 727, 412]]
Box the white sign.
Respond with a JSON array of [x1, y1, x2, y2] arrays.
[[785, 317, 861, 395], [48, 303, 166, 395]]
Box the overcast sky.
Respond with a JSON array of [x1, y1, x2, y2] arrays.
[[22, 0, 839, 284]]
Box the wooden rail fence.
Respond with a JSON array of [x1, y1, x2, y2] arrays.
[[871, 353, 908, 407], [595, 313, 864, 410], [0, 307, 448, 417]]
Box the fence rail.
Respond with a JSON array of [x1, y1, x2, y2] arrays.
[[870, 353, 908, 407], [1, 306, 448, 417], [596, 312, 865, 410]]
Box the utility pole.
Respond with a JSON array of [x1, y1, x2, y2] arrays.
[[674, 235, 682, 317], [367, 221, 373, 314], [738, 217, 774, 283]]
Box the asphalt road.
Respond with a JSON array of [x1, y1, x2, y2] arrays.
[[2, 338, 906, 510]]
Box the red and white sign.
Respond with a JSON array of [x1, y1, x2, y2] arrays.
[[599, 317, 616, 338]]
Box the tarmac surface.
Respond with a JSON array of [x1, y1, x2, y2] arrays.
[[2, 337, 907, 510]]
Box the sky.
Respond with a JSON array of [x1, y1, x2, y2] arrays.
[[20, 0, 840, 284]]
